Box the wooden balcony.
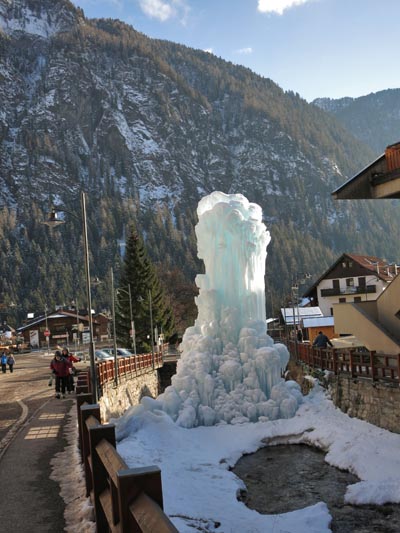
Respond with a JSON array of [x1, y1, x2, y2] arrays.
[[320, 284, 376, 297]]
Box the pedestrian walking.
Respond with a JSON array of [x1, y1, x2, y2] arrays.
[[7, 353, 15, 373], [50, 350, 71, 398], [61, 347, 81, 394], [1, 351, 7, 373]]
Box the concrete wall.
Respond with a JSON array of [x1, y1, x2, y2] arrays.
[[99, 369, 159, 422], [333, 302, 400, 354], [328, 375, 400, 434]]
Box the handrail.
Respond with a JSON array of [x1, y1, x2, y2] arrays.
[[77, 399, 178, 533], [287, 339, 400, 385]]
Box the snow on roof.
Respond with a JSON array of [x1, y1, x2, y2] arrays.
[[303, 316, 334, 328], [280, 306, 323, 325]]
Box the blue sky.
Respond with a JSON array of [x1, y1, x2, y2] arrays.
[[71, 0, 400, 102]]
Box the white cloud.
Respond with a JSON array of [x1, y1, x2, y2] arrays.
[[236, 47, 253, 55], [139, 0, 173, 21], [257, 0, 312, 15], [204, 48, 213, 54], [138, 0, 190, 24]]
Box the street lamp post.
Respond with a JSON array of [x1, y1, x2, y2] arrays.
[[148, 289, 155, 369], [81, 192, 97, 402], [44, 304, 50, 356], [44, 191, 98, 402], [137, 291, 155, 367], [110, 268, 119, 386]]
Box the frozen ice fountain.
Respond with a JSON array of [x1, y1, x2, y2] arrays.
[[158, 192, 302, 427]]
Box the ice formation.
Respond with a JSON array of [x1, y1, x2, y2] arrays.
[[155, 191, 302, 427]]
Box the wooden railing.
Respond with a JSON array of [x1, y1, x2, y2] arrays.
[[287, 340, 400, 385], [97, 351, 163, 390], [76, 393, 178, 533]]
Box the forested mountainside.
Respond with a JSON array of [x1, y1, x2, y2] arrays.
[[313, 89, 400, 155], [1, 0, 400, 330]]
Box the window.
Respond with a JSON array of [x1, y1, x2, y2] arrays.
[[333, 279, 340, 289], [339, 297, 346, 303], [342, 262, 347, 268], [330, 308, 333, 316], [358, 277, 366, 287], [346, 278, 354, 287], [354, 297, 362, 303]]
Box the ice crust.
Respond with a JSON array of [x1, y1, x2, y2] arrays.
[[155, 192, 301, 426]]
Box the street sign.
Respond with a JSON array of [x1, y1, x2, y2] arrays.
[[44, 330, 50, 337]]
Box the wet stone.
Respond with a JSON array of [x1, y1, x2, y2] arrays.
[[232, 444, 400, 533]]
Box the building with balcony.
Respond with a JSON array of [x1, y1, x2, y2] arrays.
[[303, 253, 398, 316], [333, 270, 400, 354], [332, 141, 400, 199]]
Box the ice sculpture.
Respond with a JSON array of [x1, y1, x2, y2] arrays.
[[155, 191, 302, 428]]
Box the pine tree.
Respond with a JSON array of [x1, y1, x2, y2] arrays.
[[115, 227, 175, 352]]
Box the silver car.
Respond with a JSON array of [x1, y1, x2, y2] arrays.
[[95, 349, 114, 361]]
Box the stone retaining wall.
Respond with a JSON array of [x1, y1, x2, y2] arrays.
[[328, 375, 400, 434], [99, 369, 159, 422]]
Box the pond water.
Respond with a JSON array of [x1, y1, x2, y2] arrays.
[[233, 444, 400, 533]]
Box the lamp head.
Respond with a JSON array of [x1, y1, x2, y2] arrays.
[[43, 208, 65, 227]]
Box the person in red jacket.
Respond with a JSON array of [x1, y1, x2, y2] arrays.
[[50, 350, 71, 399], [62, 347, 81, 394]]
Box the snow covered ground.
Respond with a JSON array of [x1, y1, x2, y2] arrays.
[[110, 382, 400, 532], [55, 381, 400, 532]]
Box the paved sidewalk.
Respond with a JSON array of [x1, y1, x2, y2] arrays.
[[0, 393, 74, 532], [0, 352, 88, 532]]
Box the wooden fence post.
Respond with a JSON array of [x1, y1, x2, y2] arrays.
[[117, 466, 164, 532], [80, 404, 101, 496], [370, 351, 377, 381], [76, 393, 94, 460], [398, 354, 400, 386], [349, 350, 355, 378], [89, 424, 117, 532]]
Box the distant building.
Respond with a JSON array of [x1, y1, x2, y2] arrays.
[[303, 253, 398, 316], [331, 141, 400, 354], [17, 310, 101, 349], [334, 271, 400, 354]]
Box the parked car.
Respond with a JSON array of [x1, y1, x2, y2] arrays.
[[95, 349, 114, 361], [103, 347, 134, 358]]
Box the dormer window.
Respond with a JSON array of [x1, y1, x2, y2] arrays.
[[342, 262, 347, 268]]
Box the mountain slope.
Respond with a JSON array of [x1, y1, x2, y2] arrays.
[[0, 0, 400, 328], [313, 89, 400, 155]]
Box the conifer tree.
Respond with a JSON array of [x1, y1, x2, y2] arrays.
[[115, 226, 175, 352]]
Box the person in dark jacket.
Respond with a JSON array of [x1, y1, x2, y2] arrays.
[[313, 331, 333, 348], [7, 353, 15, 372], [61, 347, 81, 394], [50, 350, 71, 398]]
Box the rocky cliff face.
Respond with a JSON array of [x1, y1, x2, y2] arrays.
[[0, 0, 399, 321]]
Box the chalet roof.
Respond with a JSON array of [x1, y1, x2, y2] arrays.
[[303, 253, 398, 298], [17, 310, 99, 332], [332, 142, 400, 199]]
